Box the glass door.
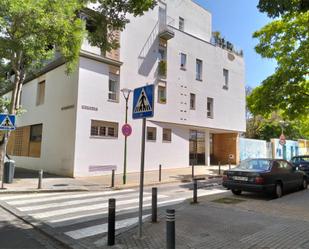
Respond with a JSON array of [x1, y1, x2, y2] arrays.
[[189, 130, 205, 165]]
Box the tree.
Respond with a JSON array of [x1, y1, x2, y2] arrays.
[[0, 0, 156, 185], [247, 0, 309, 119]]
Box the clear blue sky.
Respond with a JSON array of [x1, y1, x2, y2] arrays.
[[194, 0, 277, 88]]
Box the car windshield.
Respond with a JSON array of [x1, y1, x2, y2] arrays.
[[237, 159, 271, 171]]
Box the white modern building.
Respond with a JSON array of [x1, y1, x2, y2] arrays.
[[6, 0, 246, 177]]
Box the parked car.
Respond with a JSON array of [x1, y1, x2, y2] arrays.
[[291, 155, 309, 176], [222, 158, 307, 198]]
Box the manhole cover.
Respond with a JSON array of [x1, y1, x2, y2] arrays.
[[211, 197, 246, 204], [53, 184, 69, 187]]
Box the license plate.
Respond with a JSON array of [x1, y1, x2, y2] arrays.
[[233, 176, 248, 181]]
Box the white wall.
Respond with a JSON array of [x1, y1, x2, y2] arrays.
[[9, 64, 79, 176]]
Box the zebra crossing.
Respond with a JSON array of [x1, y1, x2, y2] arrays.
[[0, 186, 226, 247]]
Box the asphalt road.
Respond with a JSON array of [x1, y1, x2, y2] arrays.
[[0, 206, 65, 249]]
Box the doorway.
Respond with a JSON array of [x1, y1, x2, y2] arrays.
[[189, 130, 205, 165]]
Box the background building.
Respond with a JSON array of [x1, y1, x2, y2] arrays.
[[6, 0, 246, 177]]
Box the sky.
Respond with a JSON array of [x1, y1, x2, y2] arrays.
[[194, 0, 277, 88]]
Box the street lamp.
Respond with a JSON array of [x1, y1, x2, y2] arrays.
[[121, 88, 132, 185]]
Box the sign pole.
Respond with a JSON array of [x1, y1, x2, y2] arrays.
[[138, 117, 146, 238], [1, 131, 8, 189]]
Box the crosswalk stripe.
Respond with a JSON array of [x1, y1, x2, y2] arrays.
[[6, 189, 135, 206], [65, 215, 151, 240], [48, 197, 187, 227], [0, 192, 69, 201], [18, 193, 167, 212], [31, 196, 154, 219]]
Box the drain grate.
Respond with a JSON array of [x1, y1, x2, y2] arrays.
[[211, 197, 246, 204]]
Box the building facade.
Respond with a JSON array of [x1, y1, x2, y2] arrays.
[[6, 0, 246, 177]]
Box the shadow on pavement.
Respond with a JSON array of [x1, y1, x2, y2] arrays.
[[14, 167, 65, 179]]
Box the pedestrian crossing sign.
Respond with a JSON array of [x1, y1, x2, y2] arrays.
[[132, 85, 154, 119], [0, 114, 16, 131]]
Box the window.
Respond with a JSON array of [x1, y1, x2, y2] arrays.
[[30, 124, 42, 142], [196, 59, 203, 81], [159, 48, 166, 61], [7, 124, 43, 158], [190, 93, 196, 110], [90, 120, 118, 138], [108, 73, 119, 101], [158, 82, 166, 104], [180, 53, 187, 69], [223, 69, 229, 89], [36, 80, 45, 105], [147, 127, 157, 141], [163, 128, 172, 142], [179, 17, 184, 31], [207, 97, 214, 118]]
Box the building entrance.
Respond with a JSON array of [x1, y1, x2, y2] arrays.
[[189, 130, 205, 165]]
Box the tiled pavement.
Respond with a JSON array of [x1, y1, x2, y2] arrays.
[[114, 190, 309, 249]]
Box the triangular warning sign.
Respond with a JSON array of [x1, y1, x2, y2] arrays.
[[134, 88, 152, 113], [0, 116, 14, 128]]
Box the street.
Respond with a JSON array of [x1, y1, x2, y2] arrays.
[[0, 181, 309, 248], [0, 206, 64, 249]]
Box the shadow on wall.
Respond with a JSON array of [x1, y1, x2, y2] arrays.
[[138, 22, 160, 77]]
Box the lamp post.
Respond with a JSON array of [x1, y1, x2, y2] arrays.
[[121, 88, 132, 185]]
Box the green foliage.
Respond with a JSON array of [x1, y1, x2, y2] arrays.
[[0, 0, 156, 114], [158, 60, 167, 77], [248, 0, 309, 119], [245, 112, 309, 141]]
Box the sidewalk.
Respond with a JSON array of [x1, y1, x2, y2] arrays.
[[0, 165, 230, 193]]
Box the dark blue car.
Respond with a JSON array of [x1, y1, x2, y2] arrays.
[[291, 155, 309, 176], [222, 158, 307, 198]]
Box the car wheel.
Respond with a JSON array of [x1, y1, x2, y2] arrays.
[[231, 189, 242, 195], [301, 178, 308, 190], [275, 183, 283, 198]]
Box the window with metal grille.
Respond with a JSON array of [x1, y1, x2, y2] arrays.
[[147, 127, 157, 141], [163, 128, 172, 142], [90, 120, 118, 138]]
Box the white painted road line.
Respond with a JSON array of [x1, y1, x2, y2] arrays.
[[31, 196, 154, 219], [0, 192, 68, 201], [18, 193, 167, 212], [48, 197, 187, 227], [65, 215, 150, 240], [6, 189, 135, 206]]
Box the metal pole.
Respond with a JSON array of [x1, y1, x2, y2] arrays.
[[193, 179, 198, 204], [152, 187, 157, 223], [1, 131, 8, 189], [218, 161, 221, 175], [38, 169, 43, 189], [159, 164, 162, 182], [138, 118, 146, 238], [191, 162, 195, 179], [229, 159, 231, 170], [123, 97, 129, 185], [111, 169, 115, 188], [166, 209, 175, 249], [107, 198, 116, 246]]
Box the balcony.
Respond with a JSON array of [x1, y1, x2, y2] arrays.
[[159, 16, 175, 41]]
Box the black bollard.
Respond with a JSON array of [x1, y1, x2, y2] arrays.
[[192, 179, 198, 204], [191, 162, 195, 179], [107, 198, 116, 246], [159, 164, 162, 182], [166, 209, 175, 249], [38, 170, 43, 189], [152, 187, 157, 223], [111, 169, 115, 188], [218, 161, 221, 175]]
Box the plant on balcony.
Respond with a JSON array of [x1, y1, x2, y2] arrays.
[[158, 60, 167, 77], [159, 97, 166, 104]]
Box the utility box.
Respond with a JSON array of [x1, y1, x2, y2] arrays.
[[3, 160, 15, 183]]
